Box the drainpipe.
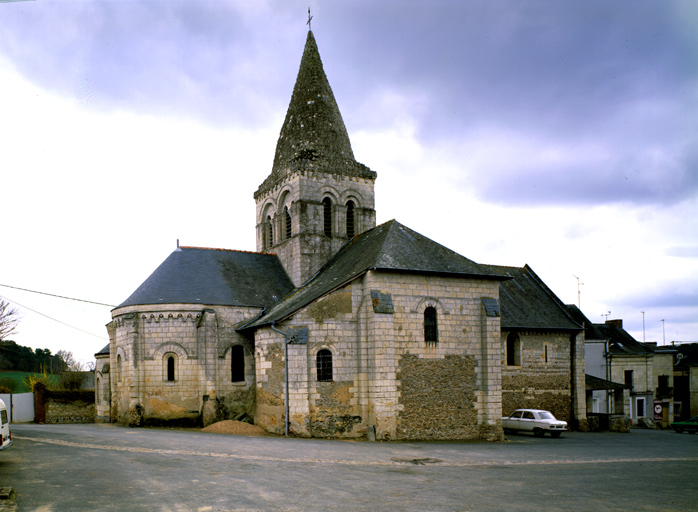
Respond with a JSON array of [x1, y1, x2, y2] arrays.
[[270, 322, 289, 436], [570, 332, 577, 428]]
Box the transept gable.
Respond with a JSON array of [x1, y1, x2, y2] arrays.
[[242, 219, 507, 329]]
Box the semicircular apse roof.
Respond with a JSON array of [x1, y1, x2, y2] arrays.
[[116, 247, 294, 310]]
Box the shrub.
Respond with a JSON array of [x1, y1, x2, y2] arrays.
[[22, 367, 55, 391], [0, 376, 18, 393], [59, 372, 87, 391]]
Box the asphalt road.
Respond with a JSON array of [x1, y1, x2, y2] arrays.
[[1, 424, 697, 512]]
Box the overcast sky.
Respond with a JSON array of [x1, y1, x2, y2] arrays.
[[1, 0, 696, 367]]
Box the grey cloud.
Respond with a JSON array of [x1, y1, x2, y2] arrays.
[[2, 1, 696, 208], [471, 140, 698, 206], [1, 2, 300, 126], [618, 283, 698, 310]]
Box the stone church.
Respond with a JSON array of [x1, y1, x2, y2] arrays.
[[96, 30, 587, 440]]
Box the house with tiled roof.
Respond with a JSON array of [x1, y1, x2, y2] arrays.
[[101, 30, 587, 440], [566, 305, 677, 428]]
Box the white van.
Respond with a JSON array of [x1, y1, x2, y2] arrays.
[[0, 399, 12, 450]]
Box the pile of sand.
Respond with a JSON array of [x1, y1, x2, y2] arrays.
[[201, 420, 267, 436]]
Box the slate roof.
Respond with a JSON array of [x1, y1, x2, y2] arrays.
[[255, 30, 374, 199], [586, 373, 627, 391], [242, 220, 507, 328], [594, 324, 652, 355], [480, 264, 582, 332], [566, 305, 653, 355], [95, 344, 110, 357], [115, 247, 294, 310]]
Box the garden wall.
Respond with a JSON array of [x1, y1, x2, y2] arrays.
[[34, 383, 95, 424]]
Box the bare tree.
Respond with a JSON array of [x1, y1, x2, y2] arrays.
[[0, 298, 20, 341], [56, 349, 85, 372]]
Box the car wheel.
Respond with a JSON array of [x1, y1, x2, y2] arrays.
[[550, 431, 561, 438], [533, 428, 545, 437], [675, 429, 683, 434], [688, 430, 696, 434]]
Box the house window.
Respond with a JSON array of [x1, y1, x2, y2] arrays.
[[346, 200, 355, 238], [165, 353, 176, 382], [624, 370, 633, 390], [424, 306, 438, 343], [231, 345, 245, 383], [506, 332, 521, 366], [284, 206, 292, 240], [96, 377, 101, 404], [322, 197, 332, 237], [116, 354, 122, 382], [266, 215, 273, 248], [316, 349, 333, 382]]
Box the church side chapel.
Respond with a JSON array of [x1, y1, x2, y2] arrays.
[[98, 28, 587, 440]]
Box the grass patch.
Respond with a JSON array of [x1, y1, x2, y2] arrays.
[[0, 371, 60, 393]]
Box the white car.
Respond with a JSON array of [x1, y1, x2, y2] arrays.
[[0, 399, 12, 451], [502, 409, 568, 438]]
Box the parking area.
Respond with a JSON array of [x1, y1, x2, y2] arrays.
[[1, 424, 697, 511]]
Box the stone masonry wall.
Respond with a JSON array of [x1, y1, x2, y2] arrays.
[[397, 354, 478, 439], [254, 284, 363, 438], [253, 271, 504, 441], [94, 350, 111, 423], [255, 170, 376, 287], [501, 330, 572, 422], [46, 399, 95, 424], [365, 271, 503, 441], [111, 303, 258, 427]]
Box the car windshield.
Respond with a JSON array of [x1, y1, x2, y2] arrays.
[[690, 416, 698, 422], [538, 412, 555, 420]]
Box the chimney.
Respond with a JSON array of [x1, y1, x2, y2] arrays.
[[606, 319, 623, 328]]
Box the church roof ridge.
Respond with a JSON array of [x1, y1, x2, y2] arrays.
[[179, 245, 276, 256], [480, 263, 582, 332], [242, 219, 506, 329]]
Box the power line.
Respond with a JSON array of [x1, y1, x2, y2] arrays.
[[0, 283, 116, 307], [0, 293, 109, 341]]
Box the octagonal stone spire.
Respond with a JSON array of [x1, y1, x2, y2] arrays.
[[255, 30, 374, 198]]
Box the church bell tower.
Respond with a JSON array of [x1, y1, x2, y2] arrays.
[[254, 30, 376, 287]]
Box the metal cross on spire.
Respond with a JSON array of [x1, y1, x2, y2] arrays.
[[307, 7, 313, 30]]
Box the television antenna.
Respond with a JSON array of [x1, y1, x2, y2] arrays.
[[573, 275, 584, 308]]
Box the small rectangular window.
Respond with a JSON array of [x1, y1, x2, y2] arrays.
[[167, 356, 175, 382], [231, 345, 245, 382], [424, 307, 438, 343], [506, 333, 521, 366], [317, 349, 333, 382]]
